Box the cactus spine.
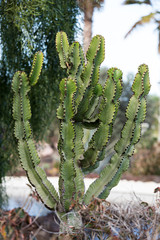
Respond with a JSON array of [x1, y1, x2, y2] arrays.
[[12, 32, 150, 215]]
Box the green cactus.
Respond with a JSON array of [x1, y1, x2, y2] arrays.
[[12, 32, 150, 217], [12, 52, 60, 210]]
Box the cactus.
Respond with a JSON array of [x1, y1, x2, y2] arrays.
[[12, 32, 150, 217], [12, 52, 60, 210]]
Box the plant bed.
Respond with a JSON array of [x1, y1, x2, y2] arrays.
[[1, 197, 160, 240]]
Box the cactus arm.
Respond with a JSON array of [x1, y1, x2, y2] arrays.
[[56, 33, 105, 121], [56, 33, 84, 112], [82, 35, 105, 119], [57, 78, 67, 120], [29, 51, 43, 86], [108, 68, 123, 136], [68, 42, 81, 78], [59, 78, 77, 156], [12, 57, 60, 210], [80, 68, 123, 171], [74, 45, 85, 107], [83, 83, 103, 121], [75, 35, 105, 121], [59, 159, 76, 210], [83, 64, 150, 205], [56, 31, 69, 69], [99, 98, 147, 199], [74, 123, 84, 162], [93, 69, 123, 171], [58, 78, 85, 211], [97, 156, 130, 200], [18, 139, 59, 209], [73, 123, 85, 201], [66, 42, 85, 113], [70, 36, 104, 171]]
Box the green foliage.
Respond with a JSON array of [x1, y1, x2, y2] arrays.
[[123, 0, 160, 53], [12, 32, 150, 220], [118, 78, 157, 149], [124, 0, 151, 5], [99, 72, 156, 150], [0, 0, 79, 199], [131, 142, 160, 176]]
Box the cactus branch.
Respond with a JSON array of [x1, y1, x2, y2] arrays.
[[83, 64, 150, 204], [12, 54, 60, 210]]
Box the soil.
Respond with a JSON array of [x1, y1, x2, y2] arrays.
[[31, 212, 60, 240]]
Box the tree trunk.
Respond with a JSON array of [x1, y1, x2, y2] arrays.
[[83, 0, 94, 54]]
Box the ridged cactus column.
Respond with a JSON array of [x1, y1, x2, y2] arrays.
[[12, 32, 150, 218], [12, 52, 60, 210], [56, 32, 150, 208], [84, 65, 150, 204]]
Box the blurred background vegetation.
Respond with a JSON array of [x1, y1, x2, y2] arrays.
[[0, 0, 80, 205], [0, 0, 160, 206]]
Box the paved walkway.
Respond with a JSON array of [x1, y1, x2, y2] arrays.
[[2, 176, 160, 216]]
